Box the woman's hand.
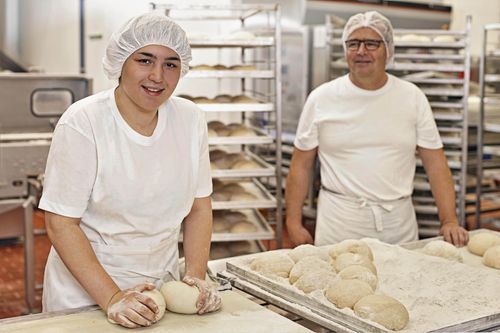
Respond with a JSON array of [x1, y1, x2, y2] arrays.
[[106, 283, 158, 328], [182, 275, 221, 314]]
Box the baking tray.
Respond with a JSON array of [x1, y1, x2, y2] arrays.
[[197, 102, 274, 112], [185, 70, 274, 79], [211, 209, 274, 242], [212, 178, 277, 210], [211, 151, 275, 179], [224, 239, 500, 333], [208, 127, 273, 145], [189, 37, 274, 47]]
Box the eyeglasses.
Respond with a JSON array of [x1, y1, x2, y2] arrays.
[[345, 39, 384, 51]]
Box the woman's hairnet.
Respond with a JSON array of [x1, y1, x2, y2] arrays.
[[341, 11, 394, 66], [103, 13, 192, 80]]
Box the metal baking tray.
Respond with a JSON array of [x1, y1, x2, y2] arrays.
[[212, 178, 277, 210], [197, 102, 274, 112], [330, 61, 464, 73], [208, 127, 273, 145], [211, 151, 275, 179], [420, 87, 464, 97], [186, 70, 274, 79]]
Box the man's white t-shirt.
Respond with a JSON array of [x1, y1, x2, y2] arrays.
[[39, 88, 212, 246], [294, 74, 442, 202]]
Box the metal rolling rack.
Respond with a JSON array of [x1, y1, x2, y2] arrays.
[[154, 4, 283, 251], [475, 23, 500, 230], [325, 16, 472, 237]]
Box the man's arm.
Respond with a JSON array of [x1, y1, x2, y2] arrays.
[[418, 147, 468, 246], [285, 147, 318, 246]]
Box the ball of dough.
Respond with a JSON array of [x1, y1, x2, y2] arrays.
[[222, 183, 246, 194], [422, 240, 463, 262], [226, 123, 245, 131], [211, 190, 231, 202], [213, 64, 228, 70], [212, 179, 224, 191], [213, 216, 231, 232], [207, 128, 218, 137], [338, 265, 378, 291], [231, 192, 258, 201], [328, 239, 374, 261], [229, 221, 258, 233], [209, 149, 227, 161], [294, 269, 336, 293], [230, 64, 256, 71], [192, 96, 212, 103], [325, 279, 373, 309], [229, 127, 257, 137], [160, 281, 199, 314], [224, 211, 247, 223], [142, 289, 166, 323], [231, 95, 259, 103], [207, 121, 226, 131], [334, 253, 377, 274], [353, 294, 409, 331], [214, 127, 231, 137], [289, 256, 332, 284], [250, 252, 295, 278], [467, 233, 500, 256], [483, 245, 500, 269], [288, 244, 330, 263], [192, 64, 214, 70], [227, 241, 253, 256], [214, 94, 233, 103], [231, 160, 261, 170]]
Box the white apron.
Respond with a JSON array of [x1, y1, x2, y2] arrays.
[[42, 226, 180, 312], [314, 186, 418, 246]]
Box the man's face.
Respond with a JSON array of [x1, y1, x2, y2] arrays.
[[345, 27, 387, 81]]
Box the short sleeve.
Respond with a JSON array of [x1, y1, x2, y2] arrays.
[[415, 89, 443, 149], [38, 124, 97, 218], [195, 111, 212, 198], [294, 92, 319, 150]]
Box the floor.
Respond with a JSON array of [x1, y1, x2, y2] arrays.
[[0, 210, 294, 320]]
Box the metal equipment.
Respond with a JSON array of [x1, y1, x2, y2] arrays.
[[0, 73, 92, 313]]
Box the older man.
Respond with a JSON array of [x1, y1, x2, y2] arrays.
[[285, 11, 468, 247]]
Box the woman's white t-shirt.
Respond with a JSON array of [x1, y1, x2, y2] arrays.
[[294, 74, 442, 202], [39, 88, 212, 246]]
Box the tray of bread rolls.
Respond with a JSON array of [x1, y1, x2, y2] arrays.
[[178, 94, 274, 112], [188, 37, 275, 48], [211, 209, 274, 241], [211, 178, 277, 210], [221, 238, 500, 333], [207, 121, 273, 145], [186, 64, 273, 78], [210, 150, 275, 178]]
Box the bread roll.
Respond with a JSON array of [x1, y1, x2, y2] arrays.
[[468, 233, 500, 256], [209, 149, 227, 161], [326, 279, 373, 309], [224, 211, 247, 223], [231, 160, 261, 170], [211, 190, 231, 201], [224, 153, 246, 165], [207, 128, 218, 137], [213, 216, 231, 232], [214, 94, 232, 103], [483, 245, 500, 269], [231, 95, 259, 103], [250, 252, 295, 278], [229, 221, 258, 233], [207, 121, 226, 131], [192, 96, 212, 104], [222, 183, 246, 194], [213, 64, 228, 70], [230, 64, 256, 71], [192, 64, 214, 70], [212, 179, 224, 191], [214, 126, 231, 137], [231, 192, 258, 201], [226, 122, 245, 131], [229, 127, 257, 137]]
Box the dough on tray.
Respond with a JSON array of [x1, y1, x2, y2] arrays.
[[325, 279, 373, 309], [328, 239, 374, 261], [467, 233, 500, 256], [294, 269, 336, 293], [207, 121, 226, 132], [338, 265, 378, 291], [288, 244, 330, 263], [250, 252, 295, 278], [229, 221, 258, 233], [421, 240, 463, 262], [229, 127, 257, 137], [353, 294, 409, 331], [289, 255, 332, 284], [334, 252, 377, 274], [230, 192, 258, 201], [231, 160, 261, 170], [222, 183, 246, 194], [212, 216, 231, 232], [227, 241, 253, 256], [160, 281, 199, 314], [483, 245, 500, 269], [224, 210, 247, 223]]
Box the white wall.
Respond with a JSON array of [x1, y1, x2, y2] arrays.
[[444, 0, 500, 57]]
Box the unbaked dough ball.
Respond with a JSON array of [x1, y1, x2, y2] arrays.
[[214, 94, 233, 103], [467, 233, 500, 256], [226, 123, 245, 131], [212, 179, 224, 191], [222, 183, 246, 194], [230, 64, 256, 71], [214, 126, 231, 137], [207, 128, 218, 137], [231, 95, 258, 103], [213, 216, 231, 232], [229, 127, 257, 137], [211, 190, 231, 201], [338, 265, 378, 291], [192, 64, 214, 70], [483, 245, 500, 269], [294, 269, 336, 293], [207, 121, 226, 132], [160, 281, 199, 314], [353, 294, 409, 331], [227, 241, 253, 256], [232, 160, 261, 170], [325, 279, 373, 309], [224, 211, 247, 223], [229, 221, 258, 233], [209, 149, 227, 161], [289, 256, 332, 284], [328, 239, 374, 261], [250, 252, 295, 278], [422, 240, 463, 262], [231, 192, 258, 201], [334, 253, 377, 275], [142, 289, 166, 323], [288, 244, 330, 263]]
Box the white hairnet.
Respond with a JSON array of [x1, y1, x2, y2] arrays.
[[103, 13, 192, 80], [341, 11, 394, 66]]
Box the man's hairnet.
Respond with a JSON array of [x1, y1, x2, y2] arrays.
[[103, 13, 192, 80], [341, 11, 394, 66]]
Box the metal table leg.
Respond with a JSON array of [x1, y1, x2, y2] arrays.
[[22, 196, 36, 314]]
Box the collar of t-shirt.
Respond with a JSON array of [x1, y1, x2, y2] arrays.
[[108, 87, 167, 146], [345, 73, 394, 96]]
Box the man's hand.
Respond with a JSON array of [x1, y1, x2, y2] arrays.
[[287, 224, 314, 247], [182, 275, 221, 314], [440, 222, 468, 247]]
